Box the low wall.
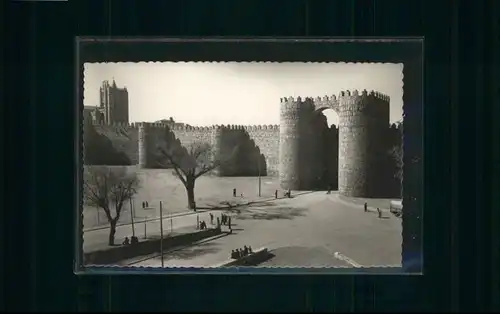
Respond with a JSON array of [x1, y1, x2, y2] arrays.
[[84, 227, 221, 265], [214, 247, 271, 267]]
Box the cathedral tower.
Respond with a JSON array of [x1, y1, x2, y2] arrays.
[[99, 79, 129, 125]]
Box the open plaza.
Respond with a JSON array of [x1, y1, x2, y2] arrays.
[[82, 169, 402, 268]]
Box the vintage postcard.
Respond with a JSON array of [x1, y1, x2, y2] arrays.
[[79, 49, 418, 273]]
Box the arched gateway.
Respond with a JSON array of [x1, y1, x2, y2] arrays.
[[279, 90, 391, 197], [98, 89, 396, 199]]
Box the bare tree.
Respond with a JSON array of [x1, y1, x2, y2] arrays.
[[157, 140, 237, 210], [83, 166, 140, 245]]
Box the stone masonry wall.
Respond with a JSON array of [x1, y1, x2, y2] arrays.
[[217, 127, 258, 176], [88, 89, 400, 198], [278, 97, 324, 190], [244, 125, 280, 176], [90, 122, 279, 177], [170, 126, 213, 149], [92, 124, 139, 165], [276, 90, 394, 197], [336, 90, 391, 197]]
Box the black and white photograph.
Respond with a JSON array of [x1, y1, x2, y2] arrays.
[[81, 61, 406, 270]]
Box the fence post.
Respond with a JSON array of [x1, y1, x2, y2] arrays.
[[96, 207, 100, 225], [130, 198, 135, 237], [160, 201, 165, 268]]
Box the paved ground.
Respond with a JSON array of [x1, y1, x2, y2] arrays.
[[82, 168, 280, 229], [336, 194, 400, 211], [127, 191, 403, 268]]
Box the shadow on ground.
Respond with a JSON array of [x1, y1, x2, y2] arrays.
[[235, 206, 309, 221], [197, 191, 316, 213], [164, 242, 221, 260]]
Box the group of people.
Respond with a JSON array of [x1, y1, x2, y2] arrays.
[[198, 220, 208, 230], [206, 212, 233, 233], [220, 213, 231, 227], [122, 236, 139, 246], [364, 202, 383, 218], [230, 245, 253, 259]]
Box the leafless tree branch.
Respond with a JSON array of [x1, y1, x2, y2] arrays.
[[83, 166, 140, 225], [155, 132, 239, 209]]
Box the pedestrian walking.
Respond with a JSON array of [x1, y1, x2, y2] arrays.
[[209, 213, 214, 225], [275, 190, 278, 199], [216, 217, 220, 228], [364, 202, 368, 212], [326, 184, 332, 194], [228, 216, 232, 229], [377, 208, 382, 218], [233, 188, 237, 197]]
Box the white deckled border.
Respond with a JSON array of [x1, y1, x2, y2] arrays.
[[77, 60, 408, 273]]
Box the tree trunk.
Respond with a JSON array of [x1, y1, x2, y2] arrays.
[[186, 180, 196, 210], [108, 220, 117, 246]]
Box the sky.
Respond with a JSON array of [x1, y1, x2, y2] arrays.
[[84, 62, 404, 126]]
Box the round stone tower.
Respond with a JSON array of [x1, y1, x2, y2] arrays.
[[138, 122, 154, 168], [279, 97, 320, 190], [337, 90, 390, 197]]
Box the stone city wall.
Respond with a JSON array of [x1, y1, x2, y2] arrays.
[[85, 89, 402, 198], [243, 125, 280, 176], [87, 122, 282, 177], [277, 90, 396, 197]]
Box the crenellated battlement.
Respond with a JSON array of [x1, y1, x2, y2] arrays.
[[92, 121, 136, 128], [278, 89, 396, 195], [280, 95, 337, 104], [280, 96, 317, 111], [211, 124, 280, 132], [87, 83, 400, 197], [279, 89, 390, 113], [242, 124, 280, 131], [92, 121, 281, 132], [336, 90, 390, 106], [169, 125, 214, 131]]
